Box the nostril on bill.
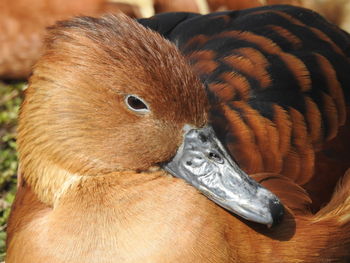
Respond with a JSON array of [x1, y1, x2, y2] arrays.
[[208, 152, 224, 164]]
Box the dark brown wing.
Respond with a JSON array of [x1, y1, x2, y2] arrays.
[[138, 5, 350, 187]]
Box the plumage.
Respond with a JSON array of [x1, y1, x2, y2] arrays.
[[138, 5, 350, 208], [6, 5, 350, 263]]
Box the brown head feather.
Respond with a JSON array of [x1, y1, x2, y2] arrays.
[[17, 14, 208, 204]]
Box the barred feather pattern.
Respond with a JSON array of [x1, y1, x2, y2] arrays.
[[139, 5, 350, 186]]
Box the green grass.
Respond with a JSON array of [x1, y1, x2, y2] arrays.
[[0, 81, 26, 260]]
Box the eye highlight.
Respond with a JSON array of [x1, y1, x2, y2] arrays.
[[125, 95, 150, 113]]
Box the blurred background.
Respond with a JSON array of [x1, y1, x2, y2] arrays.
[[0, 0, 349, 259]]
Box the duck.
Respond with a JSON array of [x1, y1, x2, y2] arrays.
[[0, 0, 135, 80], [6, 5, 350, 263]]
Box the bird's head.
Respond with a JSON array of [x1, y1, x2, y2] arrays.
[[18, 14, 283, 226]]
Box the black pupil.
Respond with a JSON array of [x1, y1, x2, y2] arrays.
[[127, 96, 147, 110]]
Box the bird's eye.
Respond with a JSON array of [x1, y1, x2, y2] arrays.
[[125, 95, 149, 113]]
